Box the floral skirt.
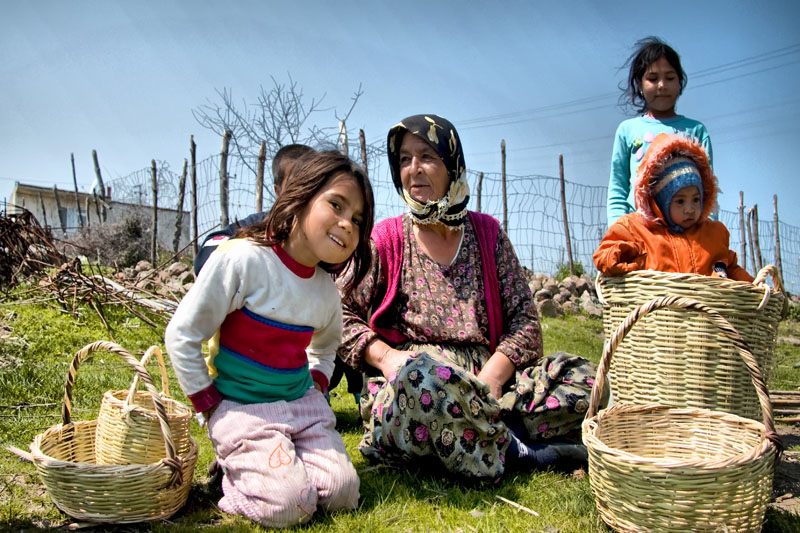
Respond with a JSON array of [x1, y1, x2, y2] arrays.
[[358, 343, 601, 480]]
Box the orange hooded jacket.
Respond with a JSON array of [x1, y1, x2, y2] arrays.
[[593, 133, 753, 282]]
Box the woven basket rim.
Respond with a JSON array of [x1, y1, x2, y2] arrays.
[[583, 403, 772, 469], [596, 265, 786, 311], [598, 265, 783, 289], [30, 419, 197, 470], [101, 389, 192, 417]]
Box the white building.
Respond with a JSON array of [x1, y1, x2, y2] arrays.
[[8, 182, 191, 251]]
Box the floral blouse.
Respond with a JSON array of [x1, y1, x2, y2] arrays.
[[337, 213, 542, 371]]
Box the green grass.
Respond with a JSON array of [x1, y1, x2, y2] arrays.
[[2, 295, 800, 532]]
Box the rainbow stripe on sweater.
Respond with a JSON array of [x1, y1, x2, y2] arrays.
[[209, 307, 314, 403]]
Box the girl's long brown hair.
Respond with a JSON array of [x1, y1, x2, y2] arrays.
[[239, 150, 374, 297]]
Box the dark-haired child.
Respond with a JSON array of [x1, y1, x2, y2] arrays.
[[595, 133, 751, 282], [608, 36, 713, 225], [166, 151, 375, 527]]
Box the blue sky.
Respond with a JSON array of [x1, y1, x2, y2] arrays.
[[2, 1, 799, 225]]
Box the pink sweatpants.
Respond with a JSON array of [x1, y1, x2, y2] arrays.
[[207, 389, 360, 527]]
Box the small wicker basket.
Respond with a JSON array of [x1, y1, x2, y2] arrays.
[[95, 345, 192, 465], [25, 341, 197, 524], [583, 296, 781, 532], [596, 265, 786, 420]]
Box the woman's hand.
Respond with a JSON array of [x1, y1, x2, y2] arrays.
[[365, 339, 414, 380], [476, 352, 515, 400]]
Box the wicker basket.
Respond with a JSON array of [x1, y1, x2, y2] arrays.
[[27, 341, 197, 524], [583, 296, 781, 532], [95, 345, 192, 465], [596, 265, 786, 420]]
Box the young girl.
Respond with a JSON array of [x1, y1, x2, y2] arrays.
[[165, 150, 374, 528], [608, 36, 713, 225], [595, 133, 752, 282]]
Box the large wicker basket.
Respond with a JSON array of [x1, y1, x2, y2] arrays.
[[95, 345, 192, 465], [583, 296, 781, 532], [26, 341, 197, 524], [596, 265, 785, 420]]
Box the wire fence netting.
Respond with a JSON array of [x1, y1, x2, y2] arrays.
[[107, 147, 800, 291]]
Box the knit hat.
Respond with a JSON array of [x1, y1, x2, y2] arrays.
[[387, 114, 470, 229], [652, 156, 703, 232]]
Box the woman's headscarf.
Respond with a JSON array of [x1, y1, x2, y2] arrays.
[[387, 114, 470, 229]]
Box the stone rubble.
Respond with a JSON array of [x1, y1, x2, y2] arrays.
[[115, 261, 606, 319], [523, 268, 603, 319]]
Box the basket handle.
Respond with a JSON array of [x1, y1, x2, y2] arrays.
[[753, 264, 784, 293], [61, 341, 181, 477], [125, 345, 171, 406], [753, 264, 788, 316], [586, 295, 781, 452], [594, 272, 608, 306]]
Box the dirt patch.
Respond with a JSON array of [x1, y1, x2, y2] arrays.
[[773, 423, 800, 514]]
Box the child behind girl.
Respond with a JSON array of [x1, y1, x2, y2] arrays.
[[595, 133, 752, 282], [608, 36, 713, 225], [165, 151, 374, 528]]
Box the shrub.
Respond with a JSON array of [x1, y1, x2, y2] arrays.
[[788, 300, 800, 322], [554, 261, 585, 282], [60, 212, 168, 268]]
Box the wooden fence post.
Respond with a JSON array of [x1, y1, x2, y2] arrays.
[[256, 141, 266, 213], [339, 120, 348, 156], [190, 135, 198, 256], [738, 191, 747, 270], [501, 140, 508, 233], [92, 150, 107, 222], [92, 190, 102, 225], [53, 186, 66, 235], [151, 159, 158, 265], [476, 172, 483, 213], [774, 195, 783, 283], [219, 130, 232, 228], [746, 207, 756, 273], [173, 158, 187, 253], [359, 129, 369, 178], [752, 204, 763, 272], [71, 153, 84, 228], [38, 191, 48, 230], [559, 154, 575, 275]]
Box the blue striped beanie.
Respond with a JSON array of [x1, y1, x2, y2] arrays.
[[652, 156, 703, 232]]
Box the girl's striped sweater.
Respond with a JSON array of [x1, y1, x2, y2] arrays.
[[165, 239, 341, 413]]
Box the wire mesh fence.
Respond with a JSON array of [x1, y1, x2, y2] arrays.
[[106, 144, 800, 291]]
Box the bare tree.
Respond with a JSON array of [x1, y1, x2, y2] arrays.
[[192, 75, 364, 200]]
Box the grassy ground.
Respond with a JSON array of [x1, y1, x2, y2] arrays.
[[1, 291, 800, 532]]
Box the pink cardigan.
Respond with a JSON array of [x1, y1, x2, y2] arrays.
[[369, 211, 503, 352]]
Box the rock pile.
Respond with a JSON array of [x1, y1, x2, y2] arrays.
[[114, 261, 606, 319], [113, 260, 194, 298], [523, 270, 603, 319]]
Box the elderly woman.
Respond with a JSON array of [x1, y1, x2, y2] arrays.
[[337, 114, 601, 481]]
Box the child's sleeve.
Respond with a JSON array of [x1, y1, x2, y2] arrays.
[[698, 125, 718, 221], [165, 247, 247, 412], [726, 249, 754, 282], [305, 288, 342, 393], [593, 219, 647, 275], [699, 126, 713, 169], [607, 124, 632, 226]]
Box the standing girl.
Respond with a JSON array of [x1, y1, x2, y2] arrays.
[[165, 151, 374, 528], [608, 36, 713, 225]]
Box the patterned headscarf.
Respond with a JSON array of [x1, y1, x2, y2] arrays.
[[387, 114, 470, 229]]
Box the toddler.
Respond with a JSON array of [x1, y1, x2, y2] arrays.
[[595, 133, 751, 282]]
